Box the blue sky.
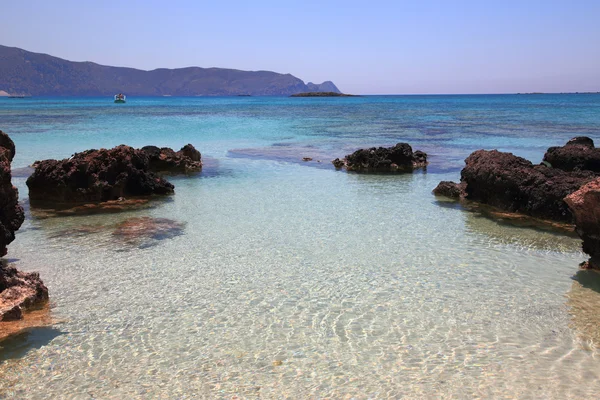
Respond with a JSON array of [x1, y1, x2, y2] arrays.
[[1, 0, 599, 94]]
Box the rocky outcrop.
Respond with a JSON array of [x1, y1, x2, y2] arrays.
[[332, 143, 428, 172], [26, 145, 176, 206], [140, 144, 202, 173], [0, 130, 48, 333], [565, 179, 600, 269], [459, 150, 594, 222], [543, 137, 600, 173], [433, 181, 465, 199], [0, 130, 24, 257], [0, 262, 48, 321]]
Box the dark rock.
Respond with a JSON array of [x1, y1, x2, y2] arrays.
[[461, 150, 595, 222], [433, 181, 465, 198], [543, 136, 600, 173], [0, 131, 24, 257], [332, 143, 428, 172], [179, 144, 201, 162], [140, 144, 202, 173], [1, 305, 22, 321], [27, 145, 175, 206], [332, 158, 345, 169], [565, 179, 600, 269], [0, 262, 48, 321], [0, 130, 16, 161], [566, 137, 594, 148]]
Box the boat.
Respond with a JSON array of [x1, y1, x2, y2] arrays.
[[114, 93, 126, 103]]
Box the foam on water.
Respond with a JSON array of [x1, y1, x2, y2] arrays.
[[1, 95, 600, 398]]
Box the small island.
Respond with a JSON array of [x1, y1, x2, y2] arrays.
[[290, 92, 356, 97]]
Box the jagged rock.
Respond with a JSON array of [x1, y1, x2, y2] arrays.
[[140, 144, 202, 173], [460, 150, 595, 222], [0, 130, 24, 257], [0, 129, 16, 161], [332, 143, 428, 172], [565, 178, 600, 269], [178, 144, 201, 162], [543, 136, 600, 173], [332, 158, 345, 169], [433, 181, 465, 198], [26, 145, 175, 206], [0, 130, 48, 331], [0, 262, 48, 322]]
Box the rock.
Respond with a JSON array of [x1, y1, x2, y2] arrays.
[[0, 130, 16, 161], [140, 144, 202, 173], [0, 131, 25, 257], [0, 131, 49, 329], [2, 305, 22, 321], [433, 181, 465, 198], [461, 150, 595, 222], [332, 158, 345, 169], [27, 145, 175, 206], [565, 178, 600, 269], [543, 136, 600, 173], [332, 143, 428, 172], [179, 144, 201, 162], [302, 157, 313, 162], [566, 137, 595, 148], [0, 261, 49, 321]]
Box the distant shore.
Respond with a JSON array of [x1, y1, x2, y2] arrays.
[[290, 92, 356, 97]]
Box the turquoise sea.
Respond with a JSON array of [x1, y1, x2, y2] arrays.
[[1, 94, 600, 398]]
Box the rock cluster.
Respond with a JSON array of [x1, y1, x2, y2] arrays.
[[26, 144, 201, 206], [433, 138, 599, 222], [332, 143, 428, 172], [460, 150, 594, 222]]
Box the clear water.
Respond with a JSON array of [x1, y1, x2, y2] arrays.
[[1, 94, 600, 398]]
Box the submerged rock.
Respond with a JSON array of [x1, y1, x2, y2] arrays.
[[0, 130, 24, 257], [565, 178, 600, 269], [141, 144, 202, 173], [27, 145, 175, 206], [460, 150, 594, 222], [432, 181, 465, 199], [0, 261, 48, 322], [543, 136, 600, 173], [112, 217, 185, 248], [332, 143, 428, 172]]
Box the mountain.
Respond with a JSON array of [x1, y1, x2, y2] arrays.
[[0, 45, 341, 96], [306, 81, 340, 93]]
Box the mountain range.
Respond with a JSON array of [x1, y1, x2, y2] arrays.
[[0, 45, 340, 96]]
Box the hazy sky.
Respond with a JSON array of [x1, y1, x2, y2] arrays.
[[1, 0, 599, 94]]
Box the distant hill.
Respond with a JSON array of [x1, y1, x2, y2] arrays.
[[0, 45, 341, 96]]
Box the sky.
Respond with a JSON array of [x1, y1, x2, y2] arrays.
[[1, 0, 599, 94]]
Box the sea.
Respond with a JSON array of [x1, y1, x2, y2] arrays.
[[1, 94, 600, 398]]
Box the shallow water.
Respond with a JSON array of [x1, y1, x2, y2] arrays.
[[1, 95, 600, 398]]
